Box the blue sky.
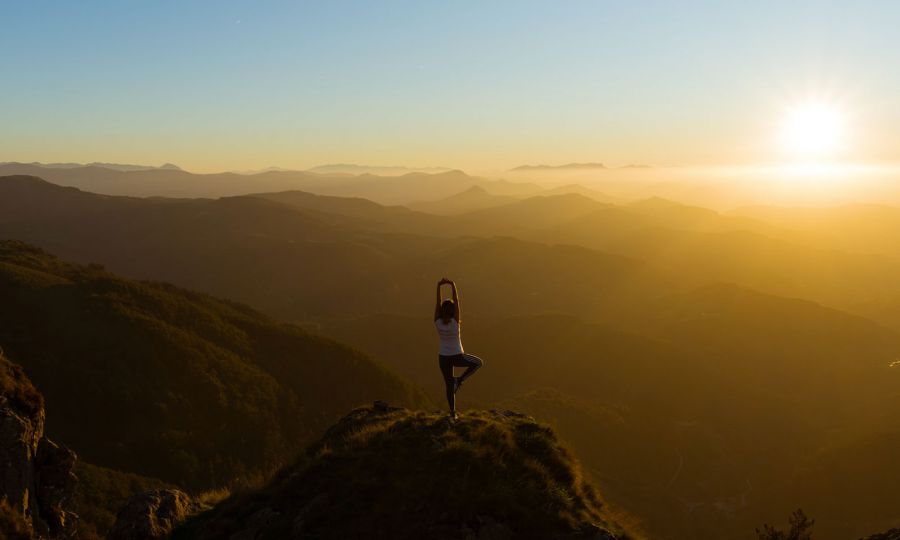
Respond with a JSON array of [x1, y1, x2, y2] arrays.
[[2, 1, 898, 171]]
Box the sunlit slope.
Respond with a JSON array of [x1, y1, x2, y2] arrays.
[[247, 187, 449, 234], [733, 204, 900, 329], [444, 194, 900, 310], [0, 240, 427, 489], [406, 185, 519, 214], [454, 192, 605, 231], [249, 188, 419, 220], [543, 183, 619, 203], [734, 203, 900, 258]]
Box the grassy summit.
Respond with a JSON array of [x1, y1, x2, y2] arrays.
[[180, 403, 635, 540]]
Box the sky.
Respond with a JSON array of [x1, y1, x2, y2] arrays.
[[2, 0, 899, 173]]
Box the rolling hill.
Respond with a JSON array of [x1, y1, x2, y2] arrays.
[[406, 185, 519, 214]]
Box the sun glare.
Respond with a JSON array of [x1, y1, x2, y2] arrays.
[[779, 102, 845, 159]]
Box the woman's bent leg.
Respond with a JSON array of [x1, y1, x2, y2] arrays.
[[457, 353, 483, 384], [439, 356, 456, 412]]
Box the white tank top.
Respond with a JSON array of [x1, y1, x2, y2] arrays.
[[435, 318, 464, 356]]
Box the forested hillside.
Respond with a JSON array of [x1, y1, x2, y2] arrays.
[[0, 240, 427, 490]]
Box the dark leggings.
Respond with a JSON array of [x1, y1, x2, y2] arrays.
[[439, 353, 484, 412]]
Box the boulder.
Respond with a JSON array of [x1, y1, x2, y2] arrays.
[[107, 489, 198, 540]]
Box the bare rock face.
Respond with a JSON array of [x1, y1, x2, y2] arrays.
[[35, 439, 78, 535], [0, 356, 77, 539], [0, 401, 44, 521], [107, 489, 198, 540], [862, 530, 900, 540]]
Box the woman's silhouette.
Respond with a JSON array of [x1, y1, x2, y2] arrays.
[[435, 278, 483, 419]]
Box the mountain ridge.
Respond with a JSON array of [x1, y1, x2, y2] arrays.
[[512, 163, 607, 171], [0, 164, 542, 203], [0, 161, 181, 172]]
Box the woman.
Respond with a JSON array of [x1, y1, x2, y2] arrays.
[[435, 278, 484, 418]]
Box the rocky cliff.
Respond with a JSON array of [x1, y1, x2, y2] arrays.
[[0, 352, 77, 538]]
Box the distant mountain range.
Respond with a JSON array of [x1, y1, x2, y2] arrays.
[[0, 162, 541, 202], [1, 161, 182, 172], [510, 163, 651, 171], [306, 163, 453, 175]]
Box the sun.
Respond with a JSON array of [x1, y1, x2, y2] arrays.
[[779, 102, 845, 159]]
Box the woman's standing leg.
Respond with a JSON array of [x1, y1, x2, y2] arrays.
[[439, 355, 455, 413]]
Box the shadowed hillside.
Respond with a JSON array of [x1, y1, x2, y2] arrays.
[[175, 403, 637, 540], [0, 240, 428, 490]]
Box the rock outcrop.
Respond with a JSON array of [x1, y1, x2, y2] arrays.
[[0, 353, 77, 538], [107, 489, 198, 540]]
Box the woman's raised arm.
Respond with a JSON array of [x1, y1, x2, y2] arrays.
[[434, 280, 443, 320], [450, 280, 460, 322]]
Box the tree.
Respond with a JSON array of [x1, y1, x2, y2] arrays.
[[756, 509, 815, 540]]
